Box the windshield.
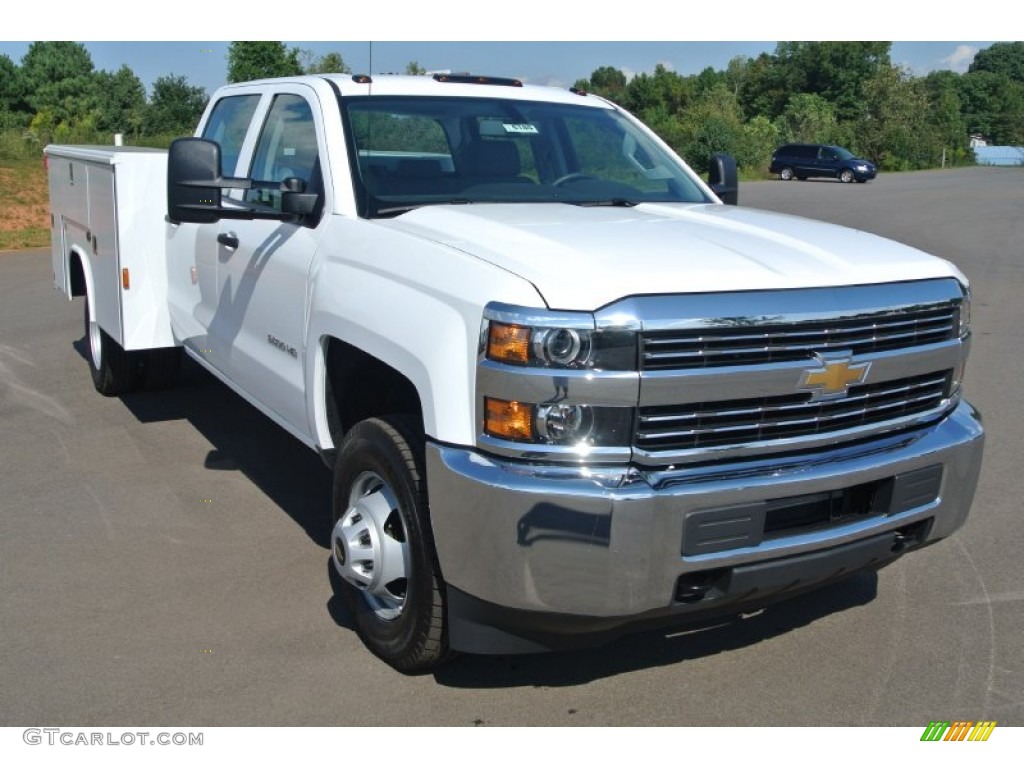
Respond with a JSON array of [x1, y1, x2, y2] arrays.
[[832, 146, 856, 160], [341, 96, 711, 217]]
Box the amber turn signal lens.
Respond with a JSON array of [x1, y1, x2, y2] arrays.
[[484, 397, 534, 441], [487, 322, 531, 364]]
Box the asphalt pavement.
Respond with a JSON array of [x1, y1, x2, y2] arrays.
[[1, 166, 1021, 726]]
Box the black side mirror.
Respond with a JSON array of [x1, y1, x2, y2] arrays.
[[167, 138, 319, 224], [280, 177, 318, 216], [167, 138, 226, 224], [708, 153, 738, 205]]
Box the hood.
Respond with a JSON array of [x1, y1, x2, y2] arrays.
[[378, 202, 961, 310]]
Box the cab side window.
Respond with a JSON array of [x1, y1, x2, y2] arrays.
[[245, 94, 320, 211], [201, 95, 260, 176]]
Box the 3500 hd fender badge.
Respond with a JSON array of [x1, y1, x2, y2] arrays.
[[267, 333, 297, 358]]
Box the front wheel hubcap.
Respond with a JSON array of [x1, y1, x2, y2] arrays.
[[331, 471, 409, 620]]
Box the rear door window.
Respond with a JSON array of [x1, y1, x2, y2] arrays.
[[201, 95, 261, 176]]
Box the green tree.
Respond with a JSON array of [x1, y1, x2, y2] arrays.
[[738, 52, 791, 120], [405, 61, 427, 76], [587, 66, 628, 101], [921, 71, 970, 164], [624, 64, 692, 115], [227, 41, 302, 83], [91, 65, 146, 136], [738, 115, 779, 172], [302, 50, 350, 75], [0, 53, 25, 117], [20, 41, 96, 123], [775, 93, 838, 144], [959, 70, 1024, 144], [968, 41, 1024, 82], [673, 85, 746, 173], [855, 67, 940, 169], [145, 74, 208, 135], [694, 66, 727, 95], [723, 55, 751, 98], [774, 41, 892, 122]]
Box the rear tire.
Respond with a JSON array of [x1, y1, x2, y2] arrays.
[[84, 295, 141, 396], [330, 415, 450, 672], [779, 167, 794, 181]]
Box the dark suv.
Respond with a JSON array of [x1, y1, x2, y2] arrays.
[[769, 144, 877, 183]]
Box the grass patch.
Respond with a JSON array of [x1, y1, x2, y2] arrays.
[[0, 151, 50, 250], [0, 227, 49, 250], [0, 129, 180, 252]]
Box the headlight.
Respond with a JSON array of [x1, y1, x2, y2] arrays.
[[484, 397, 632, 447], [855, 164, 868, 171], [533, 327, 589, 366], [958, 288, 971, 337], [479, 303, 638, 461], [485, 320, 634, 370]]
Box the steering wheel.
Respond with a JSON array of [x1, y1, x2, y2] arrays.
[[552, 172, 598, 186]]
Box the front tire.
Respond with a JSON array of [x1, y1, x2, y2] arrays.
[[779, 167, 794, 181], [330, 416, 449, 672], [839, 168, 855, 183]]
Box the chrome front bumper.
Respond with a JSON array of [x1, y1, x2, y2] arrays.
[[426, 401, 984, 653]]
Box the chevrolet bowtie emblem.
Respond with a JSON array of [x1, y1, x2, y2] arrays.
[[799, 355, 871, 401]]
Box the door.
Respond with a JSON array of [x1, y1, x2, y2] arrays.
[[166, 93, 262, 360], [794, 146, 819, 178], [209, 91, 325, 435], [818, 147, 841, 178]]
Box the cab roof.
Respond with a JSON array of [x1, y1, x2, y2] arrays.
[[217, 73, 609, 107]]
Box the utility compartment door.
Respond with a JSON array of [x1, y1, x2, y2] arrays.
[[46, 156, 91, 296], [46, 160, 69, 294], [85, 163, 123, 347]]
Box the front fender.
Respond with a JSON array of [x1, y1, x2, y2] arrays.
[[305, 218, 544, 449]]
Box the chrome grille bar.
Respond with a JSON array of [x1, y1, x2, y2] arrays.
[[642, 306, 957, 370], [636, 372, 951, 452]]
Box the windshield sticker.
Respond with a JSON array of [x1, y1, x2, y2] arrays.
[[503, 123, 539, 135]]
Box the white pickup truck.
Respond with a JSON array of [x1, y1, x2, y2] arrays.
[[45, 73, 984, 672]]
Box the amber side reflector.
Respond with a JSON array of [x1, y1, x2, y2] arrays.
[[484, 398, 534, 441], [122, 268, 130, 290], [488, 322, 531, 364]]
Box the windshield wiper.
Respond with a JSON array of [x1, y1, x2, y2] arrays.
[[571, 198, 639, 208], [375, 199, 474, 216]]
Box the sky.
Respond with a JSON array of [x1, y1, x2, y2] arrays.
[[0, 41, 1000, 99], [0, 1, 1008, 97]]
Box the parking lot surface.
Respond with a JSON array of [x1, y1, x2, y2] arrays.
[[1, 166, 1021, 725]]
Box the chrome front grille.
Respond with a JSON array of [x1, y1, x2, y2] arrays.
[[636, 371, 952, 453], [641, 305, 957, 371]]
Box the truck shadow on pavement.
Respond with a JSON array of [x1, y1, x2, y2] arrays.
[[83, 345, 879, 684], [94, 350, 335, 551]]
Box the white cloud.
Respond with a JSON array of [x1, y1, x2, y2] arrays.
[[941, 45, 978, 73], [656, 60, 676, 72]]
